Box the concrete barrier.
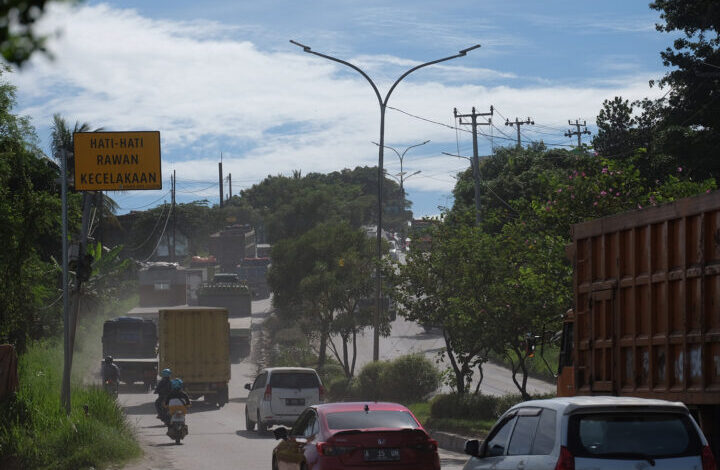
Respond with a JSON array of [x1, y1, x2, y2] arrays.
[[431, 430, 480, 453]]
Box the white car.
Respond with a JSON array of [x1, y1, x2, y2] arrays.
[[244, 367, 324, 432], [463, 396, 716, 470]]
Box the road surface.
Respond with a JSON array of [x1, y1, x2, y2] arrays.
[[120, 298, 470, 470]]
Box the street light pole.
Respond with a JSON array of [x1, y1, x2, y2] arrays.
[[290, 40, 481, 361], [373, 140, 429, 195]]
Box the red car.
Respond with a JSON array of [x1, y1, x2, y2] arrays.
[[272, 402, 440, 470]]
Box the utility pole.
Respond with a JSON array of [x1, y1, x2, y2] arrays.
[[454, 106, 493, 225], [170, 170, 176, 262], [565, 119, 591, 147], [228, 173, 232, 200], [218, 156, 224, 208], [505, 117, 534, 148]]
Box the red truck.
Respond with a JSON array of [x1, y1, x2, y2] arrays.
[[558, 190, 720, 463]]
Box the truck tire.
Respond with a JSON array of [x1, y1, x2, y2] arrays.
[[215, 385, 229, 407], [245, 406, 255, 431]]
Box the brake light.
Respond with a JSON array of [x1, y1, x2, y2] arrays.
[[702, 445, 716, 470], [319, 385, 325, 402], [412, 439, 438, 451], [555, 446, 574, 470], [316, 442, 354, 456], [263, 385, 272, 401]]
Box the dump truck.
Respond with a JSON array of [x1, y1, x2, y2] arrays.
[[238, 257, 270, 299], [101, 317, 158, 391], [196, 273, 252, 361], [158, 307, 230, 406], [558, 190, 720, 463]]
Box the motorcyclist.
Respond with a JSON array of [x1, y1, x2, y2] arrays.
[[154, 368, 172, 419], [101, 355, 121, 383], [164, 378, 190, 406]]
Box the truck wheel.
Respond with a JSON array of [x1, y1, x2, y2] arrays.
[[245, 406, 255, 431], [257, 411, 267, 433], [215, 385, 229, 407]]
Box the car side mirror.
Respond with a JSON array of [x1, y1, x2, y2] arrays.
[[244, 383, 251, 390], [273, 427, 289, 440], [464, 439, 480, 457]]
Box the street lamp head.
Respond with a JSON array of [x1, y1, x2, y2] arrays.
[[289, 40, 311, 52], [458, 44, 481, 56]]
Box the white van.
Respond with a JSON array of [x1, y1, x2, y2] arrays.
[[244, 367, 324, 432]]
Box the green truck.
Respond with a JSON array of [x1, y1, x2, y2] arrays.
[[196, 273, 252, 361]]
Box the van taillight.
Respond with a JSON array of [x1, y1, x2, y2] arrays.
[[263, 385, 272, 401], [555, 446, 574, 470], [702, 445, 716, 470], [319, 385, 325, 402]]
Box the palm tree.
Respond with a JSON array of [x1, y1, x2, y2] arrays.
[[51, 114, 119, 240]]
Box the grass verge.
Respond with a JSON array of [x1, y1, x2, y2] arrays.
[[409, 401, 494, 438], [0, 339, 141, 470]]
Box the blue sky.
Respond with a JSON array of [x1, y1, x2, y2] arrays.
[[9, 1, 672, 216]]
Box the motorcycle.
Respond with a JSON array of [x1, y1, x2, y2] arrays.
[[103, 378, 119, 398], [165, 398, 189, 444]]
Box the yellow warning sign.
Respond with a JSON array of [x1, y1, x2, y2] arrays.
[[74, 131, 161, 191]]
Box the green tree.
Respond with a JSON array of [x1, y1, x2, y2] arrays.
[[268, 222, 380, 370]]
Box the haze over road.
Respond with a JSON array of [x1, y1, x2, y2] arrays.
[[120, 297, 551, 470]]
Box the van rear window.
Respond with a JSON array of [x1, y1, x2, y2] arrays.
[[269, 372, 319, 388], [568, 412, 701, 459]]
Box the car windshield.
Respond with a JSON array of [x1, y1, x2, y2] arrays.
[[568, 412, 701, 459], [326, 410, 419, 430], [269, 372, 319, 388]]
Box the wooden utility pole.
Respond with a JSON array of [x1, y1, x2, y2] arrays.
[[454, 106, 493, 225], [505, 117, 534, 148], [228, 173, 232, 200], [218, 158, 224, 208], [565, 119, 591, 147]]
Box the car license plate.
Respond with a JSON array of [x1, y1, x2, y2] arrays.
[[363, 448, 400, 461], [285, 398, 305, 406]]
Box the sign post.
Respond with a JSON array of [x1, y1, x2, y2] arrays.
[[61, 131, 161, 414]]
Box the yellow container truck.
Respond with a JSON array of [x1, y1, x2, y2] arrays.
[[158, 306, 230, 407]]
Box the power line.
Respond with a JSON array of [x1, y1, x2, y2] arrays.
[[126, 204, 168, 252], [116, 191, 171, 210], [505, 117, 535, 147], [142, 203, 173, 262]]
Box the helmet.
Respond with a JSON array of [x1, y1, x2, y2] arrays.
[[171, 379, 183, 390], [161, 368, 171, 378], [104, 356, 113, 364]]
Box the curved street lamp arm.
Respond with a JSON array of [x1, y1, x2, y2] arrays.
[[372, 141, 402, 160], [290, 40, 383, 107], [383, 45, 480, 106], [401, 140, 431, 158]]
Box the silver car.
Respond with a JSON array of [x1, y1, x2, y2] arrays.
[[463, 396, 716, 470]]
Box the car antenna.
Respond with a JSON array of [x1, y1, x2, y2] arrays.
[[364, 404, 369, 414]]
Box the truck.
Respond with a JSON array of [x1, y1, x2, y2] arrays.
[[196, 273, 252, 361], [101, 317, 158, 391], [238, 257, 271, 299], [558, 190, 720, 463], [158, 307, 231, 406]]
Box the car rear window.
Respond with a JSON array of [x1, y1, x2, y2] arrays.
[[269, 372, 319, 388], [568, 412, 701, 459], [326, 411, 419, 430]]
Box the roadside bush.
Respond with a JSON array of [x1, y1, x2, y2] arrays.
[[355, 354, 440, 404], [356, 360, 391, 402], [383, 354, 440, 403], [430, 392, 557, 422]]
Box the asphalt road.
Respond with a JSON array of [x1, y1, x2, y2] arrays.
[[120, 298, 470, 470]]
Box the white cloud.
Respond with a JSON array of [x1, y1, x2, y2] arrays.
[[9, 3, 664, 210]]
